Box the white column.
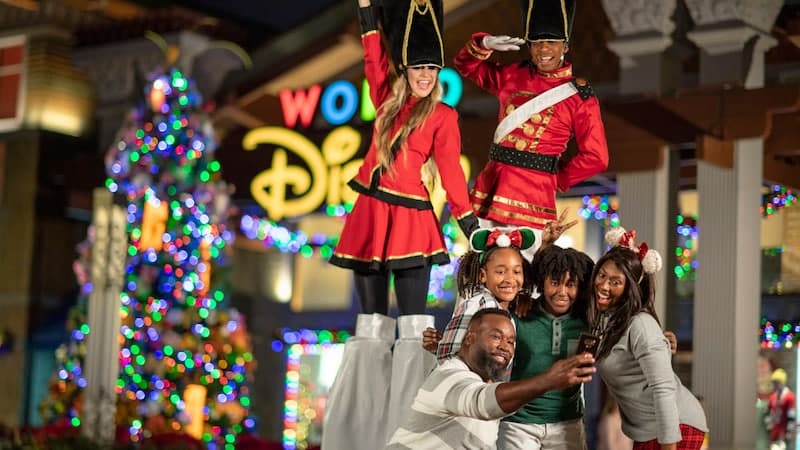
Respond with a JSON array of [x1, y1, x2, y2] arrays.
[[684, 2, 782, 448], [616, 147, 675, 325], [693, 140, 762, 448], [601, 1, 681, 326], [82, 188, 128, 444]]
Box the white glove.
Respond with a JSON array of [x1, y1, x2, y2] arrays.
[[481, 35, 526, 52]]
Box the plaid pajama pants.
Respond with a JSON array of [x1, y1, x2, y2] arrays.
[[633, 424, 706, 450]]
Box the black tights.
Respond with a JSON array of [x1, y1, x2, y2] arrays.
[[353, 265, 432, 316]]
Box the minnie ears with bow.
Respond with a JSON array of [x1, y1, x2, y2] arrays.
[[469, 227, 537, 253], [604, 227, 663, 275]]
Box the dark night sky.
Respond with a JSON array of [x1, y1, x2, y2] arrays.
[[146, 0, 343, 32]]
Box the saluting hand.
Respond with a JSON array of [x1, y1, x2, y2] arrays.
[[482, 35, 526, 52]]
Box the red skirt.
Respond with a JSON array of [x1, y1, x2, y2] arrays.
[[632, 424, 706, 450], [330, 195, 450, 272]]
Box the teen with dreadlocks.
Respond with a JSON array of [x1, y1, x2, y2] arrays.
[[498, 245, 595, 449], [501, 241, 681, 449]]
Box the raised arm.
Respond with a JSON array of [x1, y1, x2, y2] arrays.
[[493, 353, 594, 413], [357, 0, 391, 106], [453, 33, 519, 96]]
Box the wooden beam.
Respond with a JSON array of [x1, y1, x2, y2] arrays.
[[696, 135, 734, 168], [765, 110, 800, 156], [602, 97, 701, 145], [659, 86, 800, 140], [764, 157, 800, 191], [61, 0, 145, 18], [602, 112, 666, 172], [0, 0, 37, 11]]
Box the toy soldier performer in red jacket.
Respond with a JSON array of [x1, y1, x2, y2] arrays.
[[455, 0, 609, 258], [324, 1, 474, 448]]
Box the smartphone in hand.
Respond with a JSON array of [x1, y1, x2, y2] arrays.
[[576, 333, 600, 357]]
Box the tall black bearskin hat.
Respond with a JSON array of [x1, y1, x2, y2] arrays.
[[520, 0, 576, 42], [381, 0, 444, 70]]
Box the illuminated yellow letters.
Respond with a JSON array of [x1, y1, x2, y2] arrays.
[[321, 126, 361, 206], [242, 125, 471, 221], [243, 127, 328, 220]]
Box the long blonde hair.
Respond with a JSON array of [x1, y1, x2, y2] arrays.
[[374, 74, 441, 188]]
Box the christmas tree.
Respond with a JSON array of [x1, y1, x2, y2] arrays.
[[40, 67, 255, 449]]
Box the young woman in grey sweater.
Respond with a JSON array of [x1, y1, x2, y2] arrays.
[[587, 228, 708, 450]]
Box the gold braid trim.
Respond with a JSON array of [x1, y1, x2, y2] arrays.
[[467, 40, 492, 60], [403, 0, 444, 67], [526, 0, 534, 40]]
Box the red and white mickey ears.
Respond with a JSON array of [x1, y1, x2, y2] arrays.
[[640, 248, 663, 275], [469, 227, 537, 253], [604, 226, 663, 275]]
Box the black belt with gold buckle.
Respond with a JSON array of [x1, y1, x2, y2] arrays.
[[488, 143, 559, 174]]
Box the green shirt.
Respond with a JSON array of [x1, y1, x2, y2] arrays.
[[504, 307, 587, 424]]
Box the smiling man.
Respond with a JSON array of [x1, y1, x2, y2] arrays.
[[386, 308, 595, 449], [454, 0, 608, 259]]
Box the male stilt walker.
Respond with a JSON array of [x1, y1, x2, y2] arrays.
[[454, 0, 609, 260]]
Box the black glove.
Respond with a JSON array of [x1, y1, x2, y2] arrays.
[[458, 214, 479, 238], [358, 6, 377, 34]]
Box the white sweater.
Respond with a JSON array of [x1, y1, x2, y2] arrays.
[[386, 357, 509, 449]]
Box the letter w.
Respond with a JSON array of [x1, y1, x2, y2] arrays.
[[279, 85, 322, 129]]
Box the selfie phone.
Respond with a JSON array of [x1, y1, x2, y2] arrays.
[[576, 333, 600, 357]]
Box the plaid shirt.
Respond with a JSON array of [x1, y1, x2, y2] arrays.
[[436, 288, 504, 364]]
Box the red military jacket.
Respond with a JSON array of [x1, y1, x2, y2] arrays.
[[455, 32, 609, 228], [349, 31, 475, 224]]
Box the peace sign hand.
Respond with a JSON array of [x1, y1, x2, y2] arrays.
[[541, 207, 578, 247]]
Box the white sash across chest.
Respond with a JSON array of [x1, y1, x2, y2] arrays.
[[493, 82, 578, 144]]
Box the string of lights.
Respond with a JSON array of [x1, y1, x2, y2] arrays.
[[43, 68, 255, 449], [239, 213, 467, 306]]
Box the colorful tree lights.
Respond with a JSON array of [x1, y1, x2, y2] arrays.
[[40, 68, 255, 449]]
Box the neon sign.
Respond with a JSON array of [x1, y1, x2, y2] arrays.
[[246, 69, 468, 221], [278, 68, 463, 129], [243, 126, 363, 220]]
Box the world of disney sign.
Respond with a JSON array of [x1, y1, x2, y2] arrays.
[[241, 68, 469, 221]]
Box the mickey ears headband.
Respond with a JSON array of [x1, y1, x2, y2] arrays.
[[604, 227, 662, 275], [470, 227, 537, 253]]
